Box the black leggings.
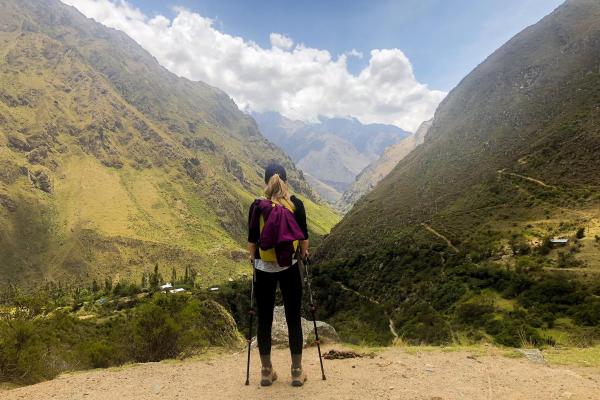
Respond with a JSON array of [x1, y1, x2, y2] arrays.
[[255, 264, 303, 355]]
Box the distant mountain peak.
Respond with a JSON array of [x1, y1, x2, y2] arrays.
[[252, 111, 410, 204]]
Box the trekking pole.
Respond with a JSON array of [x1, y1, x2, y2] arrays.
[[245, 266, 256, 386], [303, 257, 326, 381]]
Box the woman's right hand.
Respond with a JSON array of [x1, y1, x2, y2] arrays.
[[300, 240, 310, 261], [248, 242, 257, 266]]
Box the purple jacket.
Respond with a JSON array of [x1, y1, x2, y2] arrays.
[[252, 199, 306, 267]]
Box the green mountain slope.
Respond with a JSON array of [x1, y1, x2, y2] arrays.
[[314, 0, 600, 346], [0, 0, 339, 287]]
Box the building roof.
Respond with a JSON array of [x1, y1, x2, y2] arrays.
[[550, 238, 569, 244]]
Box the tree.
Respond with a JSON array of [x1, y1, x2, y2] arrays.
[[171, 267, 177, 285], [140, 271, 149, 288], [91, 279, 99, 293], [150, 264, 163, 288], [104, 277, 113, 293]]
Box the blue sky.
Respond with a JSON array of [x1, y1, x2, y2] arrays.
[[127, 0, 563, 91]]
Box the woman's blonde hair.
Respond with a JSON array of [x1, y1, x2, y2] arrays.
[[265, 173, 293, 209]]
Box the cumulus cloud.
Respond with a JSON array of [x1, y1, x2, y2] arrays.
[[346, 48, 364, 59], [270, 33, 294, 50], [61, 0, 446, 131]]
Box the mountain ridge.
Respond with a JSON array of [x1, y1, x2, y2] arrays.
[[252, 111, 410, 203], [0, 0, 339, 287]]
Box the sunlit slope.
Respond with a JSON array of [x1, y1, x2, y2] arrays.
[[0, 0, 339, 286]]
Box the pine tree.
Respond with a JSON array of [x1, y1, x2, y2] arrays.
[[150, 263, 163, 288], [171, 266, 177, 285], [189, 267, 198, 287], [104, 277, 113, 292], [91, 279, 99, 293], [141, 270, 149, 288]]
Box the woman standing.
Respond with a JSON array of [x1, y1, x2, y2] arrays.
[[247, 163, 309, 387]]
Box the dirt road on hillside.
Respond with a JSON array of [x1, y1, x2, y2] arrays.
[[3, 346, 599, 400]]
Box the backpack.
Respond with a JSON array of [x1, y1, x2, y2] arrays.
[[253, 198, 305, 267]]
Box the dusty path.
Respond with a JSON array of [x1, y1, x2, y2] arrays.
[[334, 281, 400, 340], [497, 169, 557, 189], [4, 346, 599, 400], [421, 223, 460, 253]]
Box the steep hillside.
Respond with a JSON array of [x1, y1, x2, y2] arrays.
[[314, 0, 600, 346], [340, 119, 432, 209], [253, 112, 409, 203], [0, 0, 339, 287]]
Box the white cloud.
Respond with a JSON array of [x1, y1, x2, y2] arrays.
[[269, 33, 294, 50], [346, 48, 364, 59], [61, 0, 446, 131]]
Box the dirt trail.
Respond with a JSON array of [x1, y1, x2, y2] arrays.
[[421, 223, 459, 253], [497, 169, 557, 189], [4, 346, 599, 400], [334, 281, 400, 340]]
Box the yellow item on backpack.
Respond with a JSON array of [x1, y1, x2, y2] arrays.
[[259, 198, 299, 263]]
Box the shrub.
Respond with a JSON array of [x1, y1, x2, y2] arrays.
[[132, 301, 181, 362], [576, 227, 585, 239], [0, 319, 59, 384], [537, 237, 552, 255], [83, 341, 116, 369], [398, 303, 453, 345], [456, 302, 495, 326], [557, 252, 583, 268]]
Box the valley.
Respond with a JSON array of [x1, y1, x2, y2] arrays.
[[253, 111, 410, 204], [0, 0, 599, 395]]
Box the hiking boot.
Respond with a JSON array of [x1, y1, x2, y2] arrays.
[[260, 367, 277, 386], [291, 367, 307, 387]]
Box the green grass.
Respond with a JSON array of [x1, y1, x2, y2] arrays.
[[543, 346, 600, 367]]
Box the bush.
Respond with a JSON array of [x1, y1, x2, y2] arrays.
[[83, 341, 116, 369], [456, 302, 495, 326], [557, 252, 583, 268], [132, 301, 181, 362], [537, 238, 552, 255], [576, 227, 585, 239], [398, 303, 453, 345], [0, 290, 241, 386]]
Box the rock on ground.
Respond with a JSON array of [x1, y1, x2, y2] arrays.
[[270, 306, 339, 347]]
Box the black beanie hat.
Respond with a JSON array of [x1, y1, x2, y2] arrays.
[[264, 163, 287, 184]]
